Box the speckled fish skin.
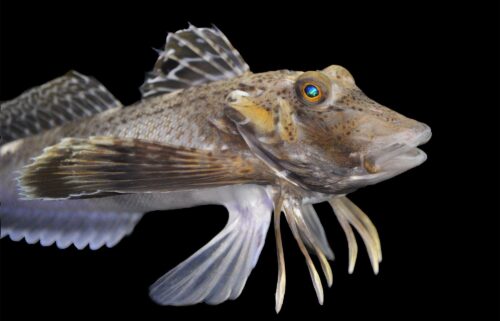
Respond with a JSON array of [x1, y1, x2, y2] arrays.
[[0, 26, 431, 312]]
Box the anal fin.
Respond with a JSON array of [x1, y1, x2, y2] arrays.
[[0, 200, 142, 250]]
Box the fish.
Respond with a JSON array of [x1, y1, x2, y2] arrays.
[[0, 25, 431, 312]]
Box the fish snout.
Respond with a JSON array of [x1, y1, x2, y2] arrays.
[[363, 120, 431, 174]]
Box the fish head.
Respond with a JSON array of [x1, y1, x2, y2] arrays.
[[225, 65, 431, 194]]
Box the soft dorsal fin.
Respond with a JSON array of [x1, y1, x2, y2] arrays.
[[140, 25, 250, 98], [0, 71, 122, 145]]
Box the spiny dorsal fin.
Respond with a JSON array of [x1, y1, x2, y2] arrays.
[[0, 71, 122, 145], [140, 25, 250, 98]]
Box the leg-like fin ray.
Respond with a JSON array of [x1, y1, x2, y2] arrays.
[[336, 214, 359, 274], [273, 192, 286, 313], [341, 197, 382, 262], [329, 197, 382, 275], [294, 205, 333, 287], [283, 201, 324, 305]]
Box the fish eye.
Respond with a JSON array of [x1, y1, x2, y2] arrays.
[[295, 71, 331, 106], [302, 83, 322, 103]]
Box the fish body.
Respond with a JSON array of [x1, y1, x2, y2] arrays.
[[0, 25, 431, 311]]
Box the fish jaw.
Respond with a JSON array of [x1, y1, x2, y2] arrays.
[[363, 122, 432, 173], [339, 121, 432, 190]]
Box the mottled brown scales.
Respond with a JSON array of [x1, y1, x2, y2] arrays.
[[4, 64, 427, 198]]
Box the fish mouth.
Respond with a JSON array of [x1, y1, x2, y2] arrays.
[[363, 124, 432, 174]]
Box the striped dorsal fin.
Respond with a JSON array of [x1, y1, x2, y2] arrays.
[[140, 25, 250, 98], [0, 71, 122, 145]]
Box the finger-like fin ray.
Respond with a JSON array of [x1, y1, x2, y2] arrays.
[[329, 196, 382, 274]]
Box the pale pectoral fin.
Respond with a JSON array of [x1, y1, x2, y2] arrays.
[[149, 187, 272, 305], [19, 136, 270, 200]]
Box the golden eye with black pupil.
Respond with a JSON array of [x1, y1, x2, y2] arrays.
[[295, 71, 331, 106]]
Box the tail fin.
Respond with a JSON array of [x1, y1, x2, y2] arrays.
[[0, 70, 122, 145]]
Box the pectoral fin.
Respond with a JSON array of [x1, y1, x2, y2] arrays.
[[149, 186, 272, 305], [20, 136, 270, 199]]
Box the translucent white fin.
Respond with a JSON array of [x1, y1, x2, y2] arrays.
[[301, 204, 334, 260], [0, 70, 122, 145], [149, 187, 272, 306], [0, 205, 142, 250], [140, 25, 250, 98]]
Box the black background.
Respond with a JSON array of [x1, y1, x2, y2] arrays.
[[1, 1, 499, 320]]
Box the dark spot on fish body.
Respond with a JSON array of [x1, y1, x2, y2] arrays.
[[237, 83, 256, 91]]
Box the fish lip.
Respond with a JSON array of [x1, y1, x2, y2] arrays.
[[364, 124, 432, 173]]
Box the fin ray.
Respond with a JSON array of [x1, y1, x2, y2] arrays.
[[149, 186, 272, 306], [140, 25, 250, 98], [1, 71, 122, 145], [0, 202, 142, 250], [19, 136, 271, 199]]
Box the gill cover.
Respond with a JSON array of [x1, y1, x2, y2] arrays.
[[224, 68, 346, 190]]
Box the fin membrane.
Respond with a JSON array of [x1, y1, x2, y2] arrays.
[[140, 25, 250, 98], [149, 188, 272, 305], [0, 71, 122, 145], [301, 204, 334, 260], [20, 136, 270, 199], [0, 202, 142, 250]]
